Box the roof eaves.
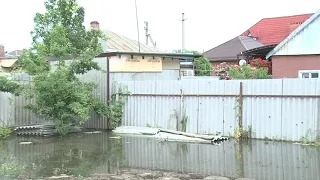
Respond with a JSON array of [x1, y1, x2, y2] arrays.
[[266, 9, 320, 59], [202, 36, 238, 54], [99, 51, 201, 58], [238, 36, 248, 50]]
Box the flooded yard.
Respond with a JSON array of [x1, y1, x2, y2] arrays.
[[0, 132, 320, 180]]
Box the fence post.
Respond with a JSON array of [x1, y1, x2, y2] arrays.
[[179, 89, 183, 131], [239, 82, 243, 128], [106, 57, 111, 130]]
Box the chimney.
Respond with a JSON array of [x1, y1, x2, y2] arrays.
[[90, 21, 100, 29], [0, 45, 4, 57]]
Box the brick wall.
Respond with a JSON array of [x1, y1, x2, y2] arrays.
[[272, 55, 320, 78], [211, 61, 238, 67]]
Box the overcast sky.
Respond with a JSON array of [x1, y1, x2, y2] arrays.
[[0, 0, 319, 53]]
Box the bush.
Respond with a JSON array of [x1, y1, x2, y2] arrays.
[[228, 65, 272, 79], [0, 127, 12, 140], [194, 57, 212, 76]]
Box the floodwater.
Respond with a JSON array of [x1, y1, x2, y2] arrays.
[[0, 132, 320, 180]]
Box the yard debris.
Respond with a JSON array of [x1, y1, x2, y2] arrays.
[[84, 131, 102, 134], [110, 136, 122, 139], [112, 126, 228, 144], [19, 142, 33, 145], [14, 124, 82, 137]]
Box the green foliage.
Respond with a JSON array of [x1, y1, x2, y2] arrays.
[[194, 57, 212, 76], [181, 103, 188, 132], [228, 65, 271, 79], [0, 126, 12, 140], [0, 155, 26, 178], [109, 84, 129, 128], [0, 76, 21, 95], [15, 0, 108, 135]]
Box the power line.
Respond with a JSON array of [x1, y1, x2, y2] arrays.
[[134, 0, 141, 53]]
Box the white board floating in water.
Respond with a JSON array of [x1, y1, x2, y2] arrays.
[[112, 126, 228, 144], [112, 126, 160, 135]]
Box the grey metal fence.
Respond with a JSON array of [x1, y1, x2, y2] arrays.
[[117, 79, 320, 142]]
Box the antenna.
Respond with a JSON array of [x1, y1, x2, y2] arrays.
[[179, 13, 187, 53], [134, 0, 141, 53]]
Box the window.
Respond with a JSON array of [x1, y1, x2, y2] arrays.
[[298, 70, 320, 79], [181, 70, 194, 77]]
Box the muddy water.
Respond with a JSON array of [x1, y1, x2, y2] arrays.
[[0, 132, 319, 180]]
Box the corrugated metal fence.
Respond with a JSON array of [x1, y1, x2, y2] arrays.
[[0, 57, 181, 128], [121, 136, 320, 180], [117, 79, 320, 142], [0, 57, 110, 128]]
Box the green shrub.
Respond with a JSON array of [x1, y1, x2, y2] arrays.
[[228, 65, 271, 79], [0, 127, 12, 140]]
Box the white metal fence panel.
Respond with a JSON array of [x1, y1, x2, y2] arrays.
[[281, 79, 318, 141], [118, 79, 320, 142], [0, 92, 13, 126], [197, 80, 224, 135], [242, 79, 283, 140]]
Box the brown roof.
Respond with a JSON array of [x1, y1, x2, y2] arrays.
[[202, 36, 263, 62], [104, 30, 162, 53]]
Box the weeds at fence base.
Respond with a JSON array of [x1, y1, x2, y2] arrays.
[[234, 126, 252, 141], [0, 127, 12, 140]]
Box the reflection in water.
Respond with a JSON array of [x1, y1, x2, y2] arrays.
[[0, 132, 320, 180]]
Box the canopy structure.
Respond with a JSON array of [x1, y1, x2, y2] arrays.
[[239, 44, 277, 60]]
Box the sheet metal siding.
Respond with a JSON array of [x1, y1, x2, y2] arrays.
[[118, 79, 320, 142], [273, 16, 320, 56], [13, 73, 42, 126], [122, 136, 238, 178], [0, 92, 13, 126], [121, 137, 320, 180], [80, 57, 109, 129], [242, 140, 320, 180]]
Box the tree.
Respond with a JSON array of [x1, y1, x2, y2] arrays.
[[0, 76, 20, 95], [193, 57, 212, 76], [16, 0, 109, 135]]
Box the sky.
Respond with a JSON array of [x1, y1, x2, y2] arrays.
[[0, 0, 319, 53]]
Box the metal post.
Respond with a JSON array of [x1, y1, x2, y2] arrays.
[[181, 13, 187, 53], [107, 57, 111, 130], [179, 89, 183, 131], [239, 82, 243, 128], [144, 21, 149, 45]]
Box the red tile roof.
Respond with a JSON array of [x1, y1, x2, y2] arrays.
[[241, 13, 313, 45]]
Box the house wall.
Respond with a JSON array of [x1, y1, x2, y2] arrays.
[[272, 55, 320, 78], [0, 45, 5, 57], [162, 58, 180, 70], [0, 67, 11, 73], [109, 55, 180, 72]]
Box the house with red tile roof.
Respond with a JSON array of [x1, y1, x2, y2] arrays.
[[241, 13, 313, 45], [203, 13, 313, 68], [266, 9, 320, 79]]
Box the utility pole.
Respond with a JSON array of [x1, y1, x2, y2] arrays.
[[144, 21, 149, 45], [143, 21, 157, 48], [180, 13, 187, 53]]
